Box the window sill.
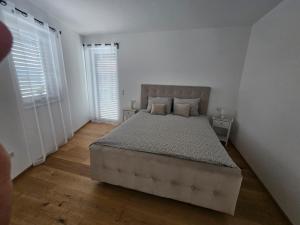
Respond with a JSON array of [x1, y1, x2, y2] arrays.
[[23, 97, 61, 109]]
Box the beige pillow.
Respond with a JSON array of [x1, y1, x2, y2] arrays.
[[174, 103, 190, 117], [150, 103, 166, 115], [174, 97, 200, 116], [147, 97, 172, 114]]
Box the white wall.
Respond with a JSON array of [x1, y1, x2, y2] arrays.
[[234, 0, 300, 224], [83, 27, 250, 116], [0, 0, 89, 177], [60, 29, 90, 131]]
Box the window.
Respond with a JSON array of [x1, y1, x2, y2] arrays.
[[11, 28, 47, 100], [8, 23, 60, 106], [93, 46, 120, 122], [1, 1, 73, 166], [85, 45, 120, 122]]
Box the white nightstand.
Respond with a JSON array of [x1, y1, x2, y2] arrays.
[[211, 116, 234, 146], [123, 108, 137, 121]]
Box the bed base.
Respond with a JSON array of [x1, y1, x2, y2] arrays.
[[90, 145, 242, 215]]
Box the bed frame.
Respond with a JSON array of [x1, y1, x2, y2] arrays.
[[90, 84, 242, 215], [140, 84, 211, 114]]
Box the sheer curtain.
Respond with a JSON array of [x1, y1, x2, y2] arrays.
[[0, 2, 73, 165], [84, 44, 121, 123]]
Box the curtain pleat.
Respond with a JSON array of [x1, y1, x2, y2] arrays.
[[0, 1, 73, 165]]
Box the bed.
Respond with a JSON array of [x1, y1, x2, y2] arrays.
[[90, 84, 242, 215]]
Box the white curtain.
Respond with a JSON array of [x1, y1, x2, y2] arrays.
[[84, 45, 120, 123], [0, 1, 73, 165]]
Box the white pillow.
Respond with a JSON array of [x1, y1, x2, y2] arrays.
[[174, 97, 200, 116], [147, 97, 172, 114]]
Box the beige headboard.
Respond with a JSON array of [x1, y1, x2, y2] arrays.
[[141, 84, 211, 115]]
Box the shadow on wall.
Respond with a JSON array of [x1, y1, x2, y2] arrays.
[[230, 120, 240, 144]]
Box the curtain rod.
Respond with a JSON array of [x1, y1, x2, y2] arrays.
[[83, 43, 120, 49], [0, 0, 61, 34]]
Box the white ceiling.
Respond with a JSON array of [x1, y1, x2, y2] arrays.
[[29, 0, 282, 35]]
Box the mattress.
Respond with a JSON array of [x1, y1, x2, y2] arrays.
[[91, 111, 237, 168]]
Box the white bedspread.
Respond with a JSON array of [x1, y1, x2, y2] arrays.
[[91, 111, 237, 168]]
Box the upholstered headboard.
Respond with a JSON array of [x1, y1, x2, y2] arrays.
[[141, 84, 211, 115]]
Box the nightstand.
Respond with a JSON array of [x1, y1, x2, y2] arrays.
[[123, 108, 137, 121], [211, 116, 234, 146]]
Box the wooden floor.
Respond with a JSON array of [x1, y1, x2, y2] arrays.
[[11, 123, 291, 225]]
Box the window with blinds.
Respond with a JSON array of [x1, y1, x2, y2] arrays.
[[9, 26, 59, 106], [92, 46, 120, 122]]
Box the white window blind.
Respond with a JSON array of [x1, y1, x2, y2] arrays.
[[9, 26, 59, 106], [90, 46, 120, 122], [11, 28, 47, 100]]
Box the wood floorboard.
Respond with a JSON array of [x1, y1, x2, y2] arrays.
[[11, 122, 292, 225], [44, 157, 90, 178]]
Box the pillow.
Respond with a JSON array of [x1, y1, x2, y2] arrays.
[[147, 97, 172, 114], [150, 103, 166, 115], [174, 103, 190, 117], [174, 97, 200, 116]]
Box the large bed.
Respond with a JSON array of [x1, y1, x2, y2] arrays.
[[90, 84, 242, 215]]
